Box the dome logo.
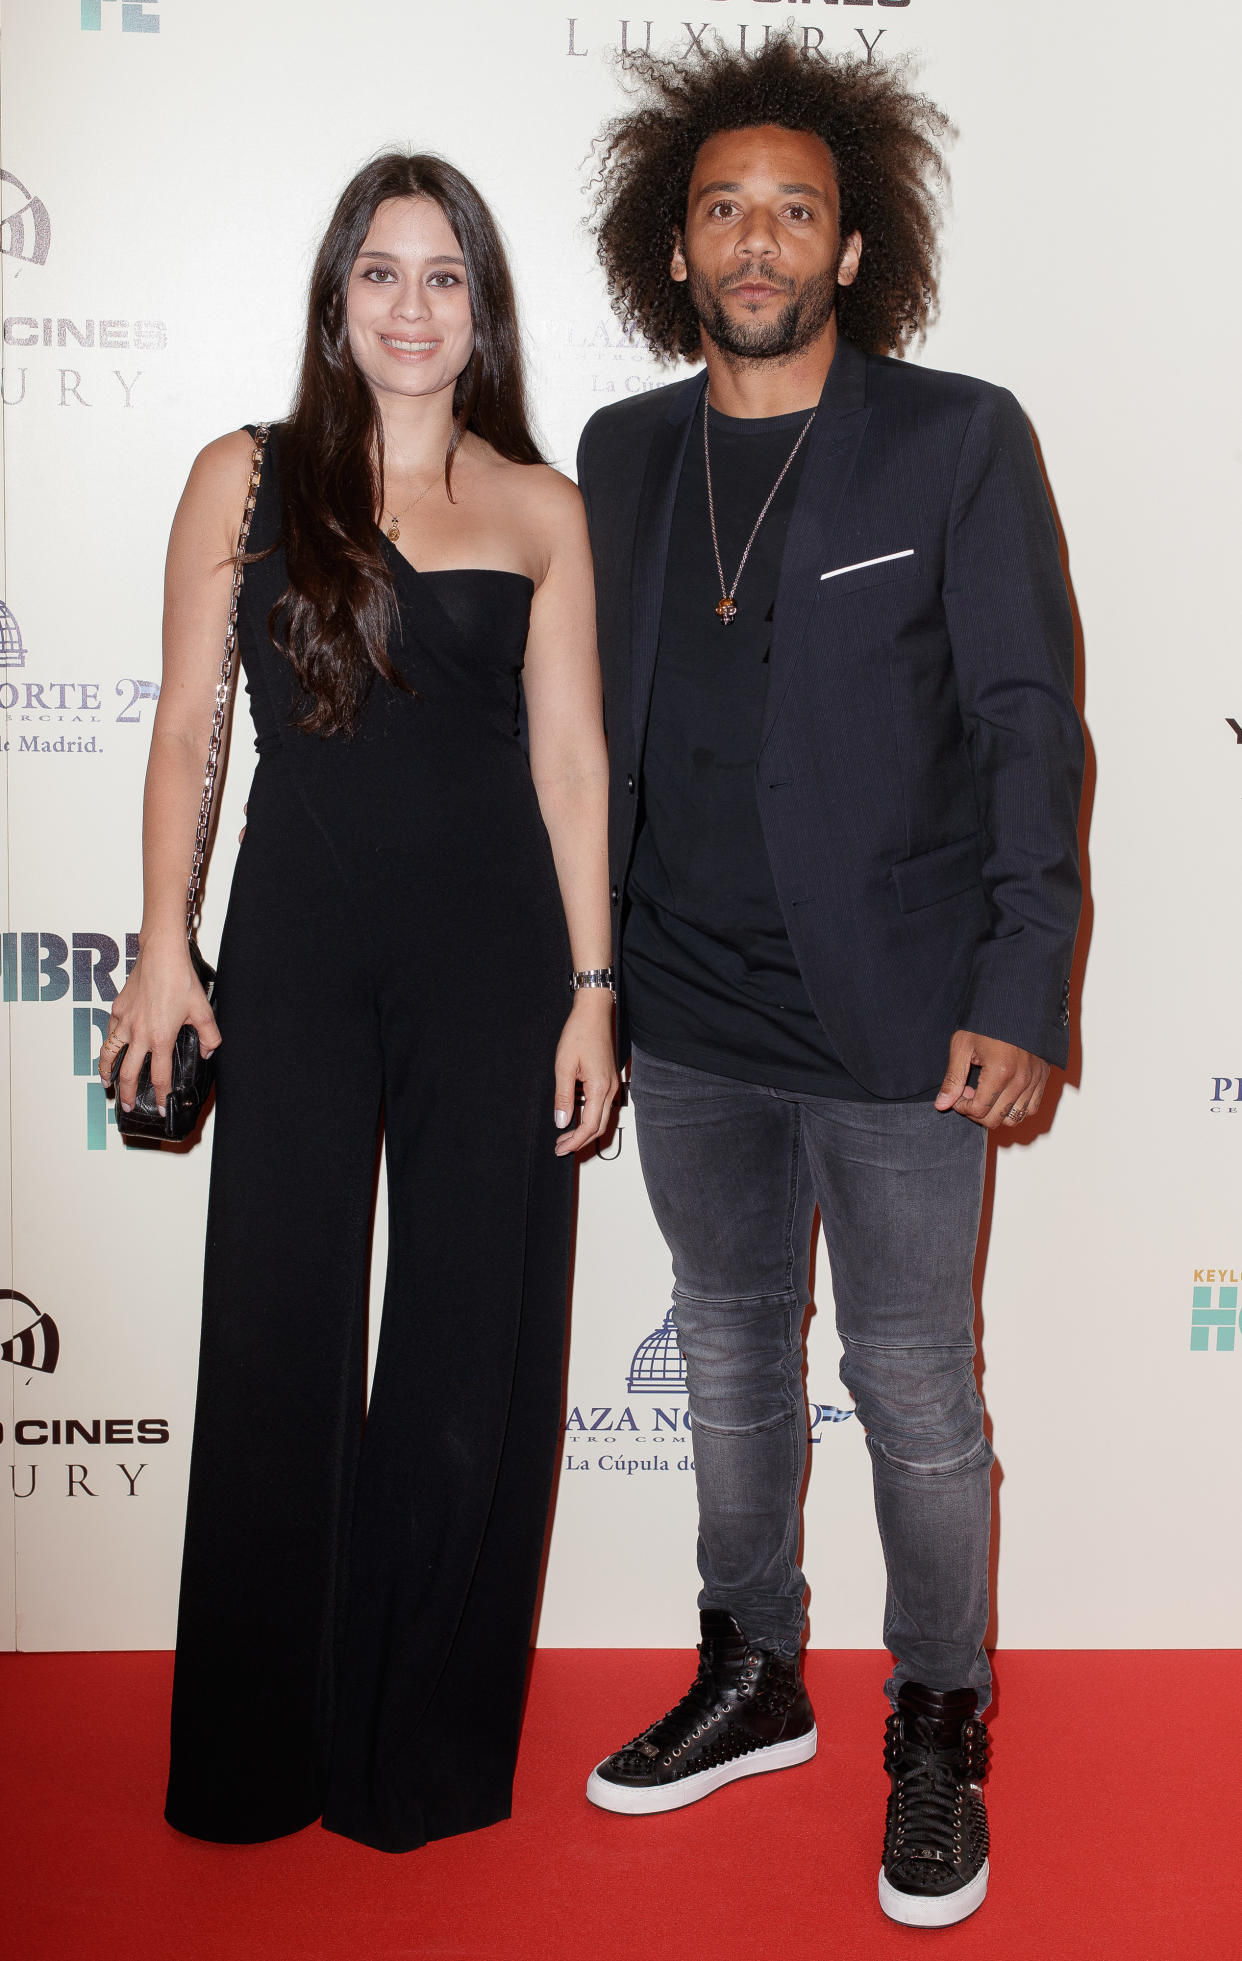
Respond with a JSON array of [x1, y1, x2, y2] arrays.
[[0, 599, 27, 670], [1, 1291, 61, 1375], [627, 1308, 685, 1396], [0, 170, 51, 267]]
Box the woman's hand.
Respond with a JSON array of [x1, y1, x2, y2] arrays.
[[98, 932, 221, 1116], [553, 990, 619, 1156]]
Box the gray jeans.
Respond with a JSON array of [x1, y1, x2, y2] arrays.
[[629, 1043, 992, 1712]]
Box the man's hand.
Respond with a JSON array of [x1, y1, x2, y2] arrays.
[[935, 1030, 1050, 1130]]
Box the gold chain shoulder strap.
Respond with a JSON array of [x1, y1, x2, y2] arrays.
[[185, 422, 271, 935]]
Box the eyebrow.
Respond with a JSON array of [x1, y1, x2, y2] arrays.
[[356, 250, 467, 265], [695, 180, 827, 199]]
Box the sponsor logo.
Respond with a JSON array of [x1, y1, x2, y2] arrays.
[[1209, 1078, 1242, 1114], [6, 1419, 169, 1446], [1, 1292, 61, 1375], [563, 1307, 854, 1476], [80, 0, 160, 31], [1190, 1269, 1241, 1351], [0, 599, 28, 671], [2, 930, 139, 1149], [1, 329, 161, 411], [0, 596, 161, 750], [0, 171, 166, 412], [556, 315, 669, 404], [564, 10, 908, 66], [0, 171, 51, 266], [3, 317, 167, 352], [5, 1421, 168, 1499], [2, 1290, 168, 1497], [627, 1307, 685, 1395]]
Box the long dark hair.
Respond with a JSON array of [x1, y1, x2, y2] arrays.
[[276, 153, 543, 736]]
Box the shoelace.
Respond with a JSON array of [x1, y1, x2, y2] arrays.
[[614, 1646, 755, 1764], [885, 1713, 974, 1873]]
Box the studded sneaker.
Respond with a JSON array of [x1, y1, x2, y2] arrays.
[[879, 1681, 990, 1928], [586, 1609, 816, 1816]]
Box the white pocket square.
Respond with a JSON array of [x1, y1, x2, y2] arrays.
[[820, 548, 914, 581]]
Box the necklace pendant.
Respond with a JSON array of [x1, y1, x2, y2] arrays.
[[715, 597, 738, 625], [386, 518, 400, 543]]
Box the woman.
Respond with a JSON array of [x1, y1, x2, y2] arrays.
[[101, 153, 616, 1853]]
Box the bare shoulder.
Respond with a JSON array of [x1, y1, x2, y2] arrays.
[[172, 429, 259, 557], [497, 458, 586, 537], [515, 460, 583, 510], [459, 443, 589, 585], [186, 428, 255, 496]]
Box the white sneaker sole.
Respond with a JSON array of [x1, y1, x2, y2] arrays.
[[585, 1725, 817, 1816], [878, 1858, 989, 1927]]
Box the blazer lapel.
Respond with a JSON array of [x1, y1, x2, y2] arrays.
[[760, 340, 871, 751], [629, 372, 704, 759]]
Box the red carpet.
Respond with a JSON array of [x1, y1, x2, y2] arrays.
[[4, 1650, 1235, 1959]]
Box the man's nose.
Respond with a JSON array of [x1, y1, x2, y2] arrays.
[[735, 213, 780, 259]]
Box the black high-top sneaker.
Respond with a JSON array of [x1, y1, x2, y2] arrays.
[[586, 1609, 816, 1816], [879, 1682, 990, 1927]]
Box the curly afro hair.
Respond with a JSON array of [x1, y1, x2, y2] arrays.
[[589, 37, 952, 362]]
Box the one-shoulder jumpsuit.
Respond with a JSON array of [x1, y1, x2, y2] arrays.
[[164, 428, 574, 1854]]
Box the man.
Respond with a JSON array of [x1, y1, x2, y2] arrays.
[[574, 41, 1083, 1928]]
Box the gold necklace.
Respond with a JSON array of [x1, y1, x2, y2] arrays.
[[384, 469, 441, 543], [703, 388, 816, 624]]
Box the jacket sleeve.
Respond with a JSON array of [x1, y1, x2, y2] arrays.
[[942, 387, 1084, 1066]]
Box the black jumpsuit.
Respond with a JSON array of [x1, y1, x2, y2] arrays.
[[164, 428, 574, 1854]]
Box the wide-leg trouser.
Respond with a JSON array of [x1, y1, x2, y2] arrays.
[[165, 777, 572, 1853], [630, 1044, 992, 1712]]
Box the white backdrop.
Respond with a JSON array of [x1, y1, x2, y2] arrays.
[[2, 0, 1240, 1652]]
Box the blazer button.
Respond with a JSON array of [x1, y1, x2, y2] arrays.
[[611, 884, 619, 907], [626, 774, 635, 794]]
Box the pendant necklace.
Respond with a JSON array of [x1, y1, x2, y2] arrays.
[[384, 469, 441, 544], [703, 388, 816, 624]]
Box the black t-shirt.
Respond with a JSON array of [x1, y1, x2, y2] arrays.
[[624, 397, 900, 1100]]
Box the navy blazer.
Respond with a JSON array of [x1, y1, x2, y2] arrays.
[[576, 339, 1084, 1098]]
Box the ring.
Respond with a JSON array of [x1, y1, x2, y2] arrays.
[[100, 1031, 124, 1052], [1006, 1106, 1027, 1122]]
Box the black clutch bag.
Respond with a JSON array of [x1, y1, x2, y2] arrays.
[[112, 424, 269, 1144], [111, 940, 218, 1141]]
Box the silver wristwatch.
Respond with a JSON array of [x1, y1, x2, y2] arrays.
[[572, 967, 615, 996]]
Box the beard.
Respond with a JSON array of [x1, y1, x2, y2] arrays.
[[685, 258, 841, 365]]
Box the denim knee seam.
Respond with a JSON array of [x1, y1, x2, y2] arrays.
[[866, 1433, 994, 1478], [690, 1410, 801, 1440], [672, 1287, 802, 1311], [839, 1337, 977, 1355]]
